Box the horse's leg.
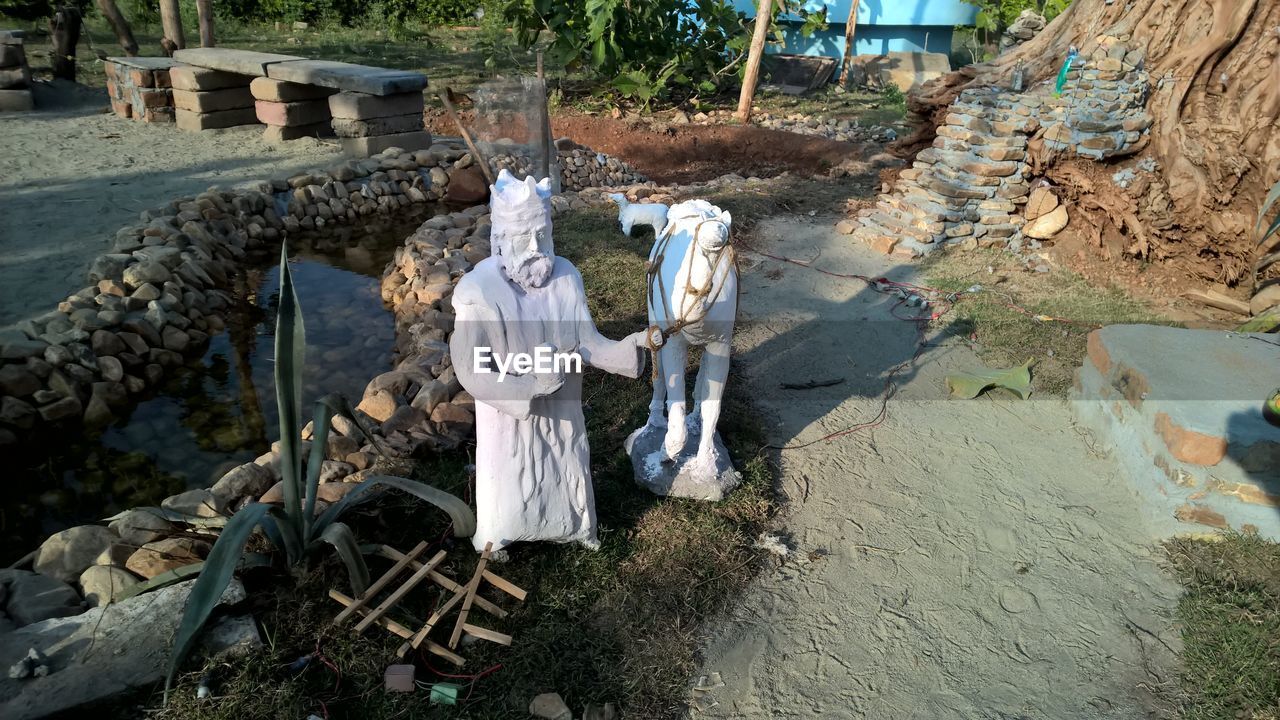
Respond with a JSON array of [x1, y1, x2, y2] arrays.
[[646, 346, 666, 428], [661, 334, 689, 460], [695, 339, 730, 466]]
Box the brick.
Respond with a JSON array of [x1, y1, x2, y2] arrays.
[[0, 88, 33, 111], [103, 61, 118, 81], [169, 65, 253, 91], [263, 122, 334, 143], [0, 44, 23, 66], [250, 76, 335, 102], [129, 68, 155, 87], [328, 90, 424, 120], [255, 98, 330, 127], [1154, 412, 1227, 466], [173, 87, 254, 113], [1173, 503, 1228, 529], [141, 107, 175, 123], [175, 107, 260, 132], [138, 88, 172, 109], [331, 113, 422, 138], [340, 130, 432, 157], [110, 98, 132, 118], [154, 69, 172, 88], [0, 66, 31, 89]]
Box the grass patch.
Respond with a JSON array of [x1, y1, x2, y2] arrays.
[[923, 248, 1163, 396], [1164, 533, 1280, 720], [150, 206, 774, 719]]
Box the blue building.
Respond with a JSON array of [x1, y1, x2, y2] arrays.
[[731, 0, 979, 59]]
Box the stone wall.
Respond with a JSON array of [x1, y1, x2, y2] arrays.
[[105, 58, 178, 123], [845, 35, 1150, 258]]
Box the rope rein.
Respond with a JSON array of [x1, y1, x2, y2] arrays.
[[644, 217, 737, 382]]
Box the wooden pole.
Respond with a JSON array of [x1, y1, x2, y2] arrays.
[[440, 89, 496, 186], [735, 0, 773, 122], [95, 0, 138, 56], [159, 0, 185, 51], [196, 0, 215, 47], [536, 50, 552, 183], [839, 0, 862, 88], [49, 6, 81, 81]]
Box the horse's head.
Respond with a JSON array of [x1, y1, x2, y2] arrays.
[[695, 211, 732, 254]]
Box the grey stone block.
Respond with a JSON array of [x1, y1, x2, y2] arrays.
[[267, 59, 426, 96]]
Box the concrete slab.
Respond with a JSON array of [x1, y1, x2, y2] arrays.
[[255, 98, 330, 127], [250, 76, 336, 102], [0, 579, 258, 720], [172, 47, 297, 77], [0, 88, 33, 111], [104, 56, 179, 71], [341, 130, 432, 157], [266, 59, 426, 96], [170, 65, 253, 91], [263, 121, 333, 143], [1072, 324, 1280, 538], [328, 90, 424, 120], [332, 113, 423, 138], [176, 106, 260, 132], [173, 87, 254, 113]]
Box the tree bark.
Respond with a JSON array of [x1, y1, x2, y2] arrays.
[[838, 0, 861, 88], [197, 0, 214, 47], [95, 0, 138, 56], [159, 0, 186, 51], [901, 0, 1280, 293], [49, 6, 81, 81], [736, 0, 774, 122]]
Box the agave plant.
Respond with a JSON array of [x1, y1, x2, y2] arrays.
[[1255, 179, 1280, 289], [165, 245, 476, 699]]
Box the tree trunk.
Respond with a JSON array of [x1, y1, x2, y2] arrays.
[[736, 0, 773, 122], [159, 0, 186, 51], [95, 0, 138, 56], [902, 0, 1280, 295], [838, 0, 861, 88], [49, 6, 81, 81], [196, 0, 214, 47]]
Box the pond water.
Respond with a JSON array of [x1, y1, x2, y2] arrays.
[[5, 208, 434, 563]]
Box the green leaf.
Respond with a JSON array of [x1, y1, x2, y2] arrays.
[[945, 359, 1035, 400], [274, 244, 305, 550], [303, 399, 331, 540], [165, 503, 270, 703], [316, 522, 370, 595], [314, 474, 476, 539], [116, 554, 272, 603], [1256, 179, 1280, 238]]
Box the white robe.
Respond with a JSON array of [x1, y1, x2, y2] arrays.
[[450, 256, 643, 551]]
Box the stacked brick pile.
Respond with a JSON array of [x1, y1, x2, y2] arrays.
[[105, 57, 178, 122], [846, 34, 1151, 259], [328, 90, 429, 156], [170, 65, 257, 132], [251, 77, 335, 142], [0, 30, 32, 111]]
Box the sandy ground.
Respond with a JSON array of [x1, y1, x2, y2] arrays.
[[0, 82, 344, 329], [692, 217, 1183, 719]]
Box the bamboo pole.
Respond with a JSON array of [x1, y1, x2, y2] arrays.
[[95, 0, 138, 56], [735, 0, 774, 122], [196, 0, 215, 47], [159, 0, 185, 51], [536, 50, 552, 183], [839, 0, 862, 87]]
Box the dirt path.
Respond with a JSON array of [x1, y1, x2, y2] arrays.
[[0, 83, 343, 329], [693, 216, 1183, 718]]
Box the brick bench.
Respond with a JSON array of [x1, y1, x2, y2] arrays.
[[171, 48, 430, 155], [1072, 324, 1280, 539], [105, 56, 179, 123]]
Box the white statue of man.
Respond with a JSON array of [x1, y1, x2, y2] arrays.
[[450, 169, 648, 553]]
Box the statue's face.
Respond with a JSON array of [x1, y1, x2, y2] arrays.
[[496, 216, 554, 289]]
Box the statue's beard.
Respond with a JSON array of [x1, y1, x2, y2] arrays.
[[506, 251, 553, 289]]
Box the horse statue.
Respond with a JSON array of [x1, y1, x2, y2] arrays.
[[624, 199, 742, 500]]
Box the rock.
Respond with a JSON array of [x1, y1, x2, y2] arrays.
[[1023, 204, 1069, 239], [161, 488, 225, 518], [161, 326, 190, 353], [90, 330, 125, 356], [107, 508, 173, 546], [0, 364, 40, 397], [835, 219, 856, 235], [78, 566, 139, 607], [315, 481, 357, 503], [0, 577, 256, 719], [357, 389, 398, 423], [34, 526, 118, 584], [82, 394, 113, 426], [121, 261, 171, 289], [530, 692, 572, 720], [38, 396, 82, 423], [94, 543, 135, 568], [0, 570, 83, 627], [98, 356, 124, 383], [0, 396, 36, 430], [381, 405, 425, 436], [409, 379, 448, 414], [318, 460, 354, 483], [1250, 283, 1280, 315], [210, 462, 276, 506], [445, 166, 488, 204], [8, 648, 49, 680], [1024, 187, 1059, 221], [126, 538, 209, 579]]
